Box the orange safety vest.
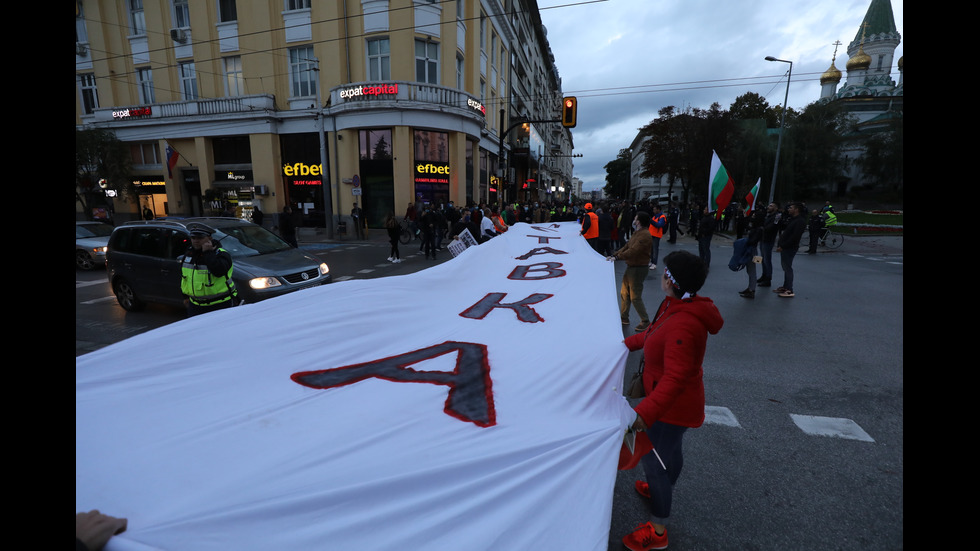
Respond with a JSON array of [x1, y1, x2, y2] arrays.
[[649, 212, 666, 239], [492, 215, 508, 233], [582, 212, 599, 239]]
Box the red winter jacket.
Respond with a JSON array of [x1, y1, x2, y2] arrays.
[[624, 295, 724, 428]]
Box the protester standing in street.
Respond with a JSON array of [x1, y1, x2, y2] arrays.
[[775, 203, 806, 297], [739, 211, 765, 299], [620, 251, 724, 551], [608, 211, 653, 332], [757, 202, 780, 287], [696, 207, 716, 271], [648, 205, 667, 270]]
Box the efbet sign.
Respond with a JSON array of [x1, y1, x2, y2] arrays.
[[283, 163, 323, 177], [415, 162, 450, 185]]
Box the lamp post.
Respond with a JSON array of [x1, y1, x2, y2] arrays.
[[765, 56, 792, 205]]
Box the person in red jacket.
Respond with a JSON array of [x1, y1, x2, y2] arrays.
[[620, 250, 724, 551]]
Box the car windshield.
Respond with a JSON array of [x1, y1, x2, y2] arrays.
[[77, 223, 114, 238], [212, 225, 294, 258]]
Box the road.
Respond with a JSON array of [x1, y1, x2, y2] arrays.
[[77, 231, 903, 550]]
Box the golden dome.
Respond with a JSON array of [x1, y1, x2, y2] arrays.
[[821, 61, 842, 84], [897, 55, 903, 70], [846, 45, 871, 71]]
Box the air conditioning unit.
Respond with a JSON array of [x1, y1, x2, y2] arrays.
[[170, 28, 187, 44]]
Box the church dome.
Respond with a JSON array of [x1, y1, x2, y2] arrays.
[[846, 45, 871, 71], [897, 55, 903, 70], [821, 61, 842, 84]]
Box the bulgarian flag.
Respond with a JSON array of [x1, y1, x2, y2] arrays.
[[745, 178, 761, 216], [709, 150, 735, 220]]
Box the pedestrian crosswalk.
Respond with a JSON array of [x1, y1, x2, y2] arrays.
[[703, 405, 875, 442]]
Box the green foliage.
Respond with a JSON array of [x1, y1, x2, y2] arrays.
[[603, 148, 631, 199], [76, 128, 135, 216]]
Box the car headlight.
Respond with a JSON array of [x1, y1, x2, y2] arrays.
[[248, 277, 282, 290], [318, 263, 329, 276], [94, 246, 107, 256]]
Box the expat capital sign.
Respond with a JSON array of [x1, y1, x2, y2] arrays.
[[339, 83, 399, 100]]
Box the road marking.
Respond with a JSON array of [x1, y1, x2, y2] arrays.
[[81, 296, 118, 305], [76, 280, 106, 288], [334, 276, 354, 282], [789, 414, 874, 442], [704, 406, 741, 427], [356, 269, 374, 274]]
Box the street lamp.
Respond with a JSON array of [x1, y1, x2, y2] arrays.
[[765, 56, 792, 205]]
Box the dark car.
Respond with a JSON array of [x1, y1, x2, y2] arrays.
[[106, 217, 330, 311], [76, 220, 114, 270]]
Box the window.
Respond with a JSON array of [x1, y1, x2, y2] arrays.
[[172, 0, 190, 28], [223, 56, 244, 96], [137, 68, 155, 103], [415, 39, 439, 85], [456, 54, 465, 89], [491, 32, 497, 68], [130, 143, 161, 165], [367, 38, 390, 81], [457, 0, 464, 19], [179, 62, 198, 100], [480, 12, 486, 52], [288, 46, 317, 97], [218, 0, 237, 22], [129, 0, 146, 35], [79, 73, 99, 114], [285, 0, 311, 9], [360, 129, 392, 161], [76, 2, 88, 43]]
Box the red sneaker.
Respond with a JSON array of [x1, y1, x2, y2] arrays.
[[634, 479, 651, 499], [622, 522, 668, 550]]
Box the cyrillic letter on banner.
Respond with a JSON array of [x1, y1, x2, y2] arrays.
[[291, 341, 496, 427]]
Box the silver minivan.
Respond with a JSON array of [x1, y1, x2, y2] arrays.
[[106, 217, 330, 311]]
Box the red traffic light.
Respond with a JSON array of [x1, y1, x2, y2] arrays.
[[562, 97, 577, 128]]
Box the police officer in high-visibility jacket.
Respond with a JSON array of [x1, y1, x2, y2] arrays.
[[180, 223, 238, 317]]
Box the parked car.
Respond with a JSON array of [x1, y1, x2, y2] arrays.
[[76, 220, 114, 270], [105, 217, 330, 311]]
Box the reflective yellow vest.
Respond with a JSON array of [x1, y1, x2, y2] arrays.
[[180, 249, 237, 306]]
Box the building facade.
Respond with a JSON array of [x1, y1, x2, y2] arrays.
[[75, 0, 572, 228]]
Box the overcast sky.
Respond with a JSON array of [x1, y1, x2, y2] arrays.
[[536, 0, 904, 192]]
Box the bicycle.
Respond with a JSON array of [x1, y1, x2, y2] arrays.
[[398, 219, 415, 245], [804, 226, 844, 249]]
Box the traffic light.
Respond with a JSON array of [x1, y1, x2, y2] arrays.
[[561, 97, 577, 128]]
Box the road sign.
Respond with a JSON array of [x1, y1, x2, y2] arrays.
[[352, 188, 362, 196]]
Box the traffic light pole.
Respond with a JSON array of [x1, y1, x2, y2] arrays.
[[498, 111, 562, 203]]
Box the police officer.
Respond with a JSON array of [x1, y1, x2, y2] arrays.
[[180, 223, 238, 317]]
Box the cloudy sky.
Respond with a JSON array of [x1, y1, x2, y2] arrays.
[[536, 0, 904, 191]]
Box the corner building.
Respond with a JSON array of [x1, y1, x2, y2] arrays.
[[75, 0, 572, 228]]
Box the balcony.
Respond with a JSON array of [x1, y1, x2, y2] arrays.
[[326, 81, 487, 126], [91, 94, 276, 124]]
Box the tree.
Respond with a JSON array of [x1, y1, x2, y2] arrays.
[[76, 128, 135, 219], [780, 101, 853, 201], [856, 116, 903, 193], [602, 148, 631, 199], [639, 104, 735, 203]]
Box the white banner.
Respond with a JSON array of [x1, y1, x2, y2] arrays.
[[77, 222, 636, 551]]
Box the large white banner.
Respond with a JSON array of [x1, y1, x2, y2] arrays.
[[76, 222, 636, 551]]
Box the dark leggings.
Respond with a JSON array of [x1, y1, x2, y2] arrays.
[[641, 421, 688, 523], [389, 239, 400, 259]]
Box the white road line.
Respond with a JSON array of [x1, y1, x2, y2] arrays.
[[356, 269, 374, 274], [81, 296, 118, 305], [334, 276, 354, 282], [789, 414, 875, 442], [76, 280, 106, 288], [704, 406, 741, 427]]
